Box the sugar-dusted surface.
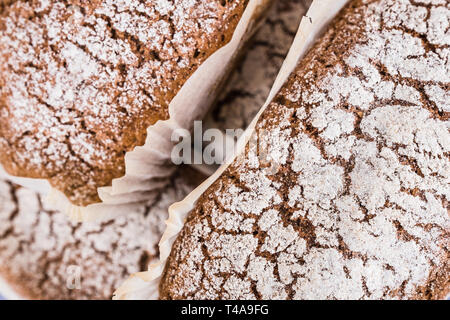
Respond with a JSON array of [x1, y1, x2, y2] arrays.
[[0, 0, 247, 206], [161, 0, 450, 300], [0, 169, 200, 300]]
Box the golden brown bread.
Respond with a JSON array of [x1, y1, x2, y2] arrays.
[[160, 0, 450, 300]]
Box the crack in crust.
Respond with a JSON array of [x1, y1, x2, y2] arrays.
[[0, 0, 247, 206], [161, 0, 450, 300]]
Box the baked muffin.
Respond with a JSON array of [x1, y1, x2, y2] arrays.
[[0, 168, 204, 300], [0, 0, 268, 208], [129, 0, 449, 300]]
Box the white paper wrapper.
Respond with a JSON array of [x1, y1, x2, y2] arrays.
[[114, 0, 350, 300], [0, 166, 51, 195], [0, 0, 272, 223]]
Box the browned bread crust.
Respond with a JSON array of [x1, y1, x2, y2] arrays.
[[160, 0, 450, 300], [0, 0, 248, 206]]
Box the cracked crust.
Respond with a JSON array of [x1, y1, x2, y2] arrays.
[[0, 0, 248, 206], [160, 0, 450, 300], [0, 167, 203, 300]]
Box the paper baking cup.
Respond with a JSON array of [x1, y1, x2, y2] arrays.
[[0, 0, 272, 223], [114, 0, 350, 300]]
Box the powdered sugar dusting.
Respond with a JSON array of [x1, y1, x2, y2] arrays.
[[0, 171, 196, 299], [162, 0, 450, 300]]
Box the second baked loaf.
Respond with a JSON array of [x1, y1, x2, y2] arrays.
[[158, 0, 449, 300]]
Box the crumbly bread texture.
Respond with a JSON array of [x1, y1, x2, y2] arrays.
[[205, 0, 313, 132], [0, 0, 248, 206], [161, 0, 450, 300], [0, 168, 202, 300]]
